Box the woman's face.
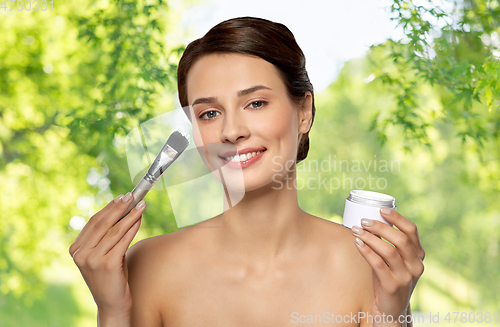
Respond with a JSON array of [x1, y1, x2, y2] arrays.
[[186, 53, 312, 192]]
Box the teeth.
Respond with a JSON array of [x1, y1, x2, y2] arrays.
[[223, 150, 264, 162]]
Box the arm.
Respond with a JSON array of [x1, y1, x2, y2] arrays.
[[69, 193, 145, 327], [97, 309, 132, 327], [352, 208, 425, 327]]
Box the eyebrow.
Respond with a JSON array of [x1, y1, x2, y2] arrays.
[[191, 85, 272, 107]]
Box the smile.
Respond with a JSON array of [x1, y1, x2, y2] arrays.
[[222, 150, 265, 163], [219, 148, 267, 169]]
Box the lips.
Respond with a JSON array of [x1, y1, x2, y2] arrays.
[[219, 147, 266, 160], [219, 148, 266, 169], [221, 150, 266, 163]]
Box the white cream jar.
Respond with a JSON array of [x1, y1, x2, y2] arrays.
[[342, 190, 397, 229]]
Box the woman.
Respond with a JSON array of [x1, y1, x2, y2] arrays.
[[69, 17, 425, 326]]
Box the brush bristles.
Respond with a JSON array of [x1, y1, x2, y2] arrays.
[[165, 130, 189, 154]]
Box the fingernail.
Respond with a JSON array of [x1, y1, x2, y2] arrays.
[[135, 200, 146, 210], [122, 192, 132, 203], [114, 194, 124, 203], [355, 237, 364, 247], [351, 226, 364, 236], [361, 218, 374, 227], [380, 207, 392, 215]]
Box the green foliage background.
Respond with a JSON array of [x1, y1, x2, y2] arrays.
[[0, 0, 499, 325]]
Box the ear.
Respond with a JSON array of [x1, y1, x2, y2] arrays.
[[298, 91, 313, 134]]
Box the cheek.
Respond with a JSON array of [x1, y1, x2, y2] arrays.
[[255, 105, 296, 141], [192, 119, 221, 148], [193, 124, 226, 173], [254, 105, 298, 172], [191, 119, 224, 172]]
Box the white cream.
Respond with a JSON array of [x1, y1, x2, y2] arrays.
[[342, 190, 396, 229]]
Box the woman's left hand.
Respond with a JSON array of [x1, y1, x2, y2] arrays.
[[351, 207, 425, 326]]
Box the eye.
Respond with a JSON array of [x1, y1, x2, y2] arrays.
[[247, 101, 268, 109], [199, 110, 220, 120]]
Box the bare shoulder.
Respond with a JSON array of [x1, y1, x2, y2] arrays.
[[306, 214, 375, 308], [306, 214, 365, 262], [126, 215, 221, 325], [127, 215, 221, 280]]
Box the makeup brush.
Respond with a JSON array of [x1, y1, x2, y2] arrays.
[[121, 130, 190, 219]]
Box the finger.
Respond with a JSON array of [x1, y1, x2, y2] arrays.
[[69, 195, 123, 257], [107, 215, 142, 258], [352, 225, 408, 281], [97, 201, 146, 255], [77, 192, 136, 253], [352, 234, 395, 288], [380, 208, 425, 261], [360, 219, 424, 277]]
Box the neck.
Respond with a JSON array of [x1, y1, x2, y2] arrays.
[[218, 169, 310, 264]]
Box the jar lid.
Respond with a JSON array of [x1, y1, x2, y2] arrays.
[[347, 190, 396, 208]]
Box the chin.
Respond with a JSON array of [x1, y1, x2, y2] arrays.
[[247, 171, 287, 193], [219, 151, 296, 193]]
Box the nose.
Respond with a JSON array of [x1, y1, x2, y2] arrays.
[[220, 109, 250, 144]]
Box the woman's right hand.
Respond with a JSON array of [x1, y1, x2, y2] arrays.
[[69, 192, 146, 325]]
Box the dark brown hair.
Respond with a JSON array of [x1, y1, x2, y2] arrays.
[[177, 16, 315, 162]]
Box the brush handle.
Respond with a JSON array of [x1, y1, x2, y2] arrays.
[[121, 179, 153, 219]]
